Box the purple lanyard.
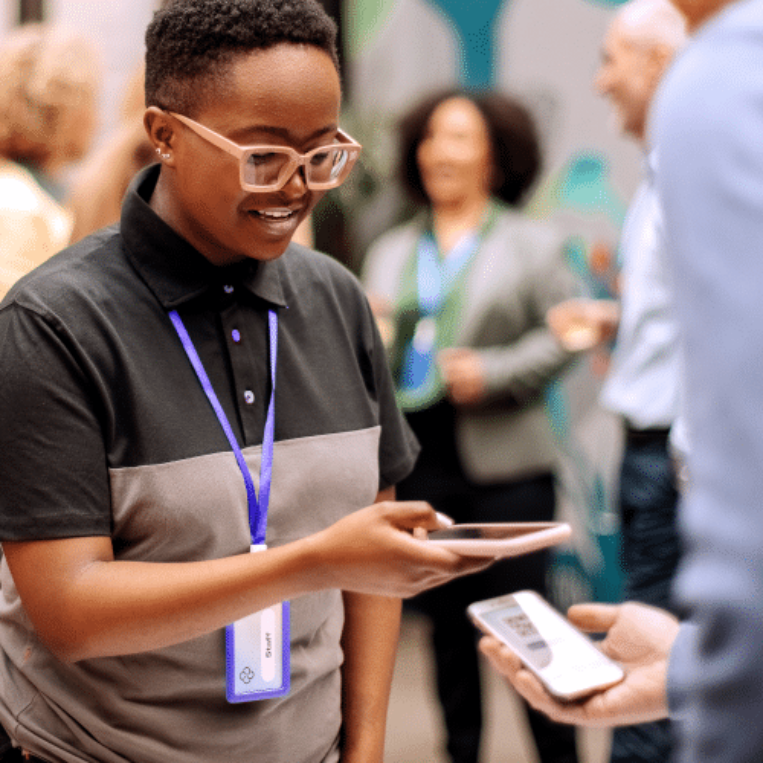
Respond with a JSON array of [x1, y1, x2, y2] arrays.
[[169, 309, 278, 546]]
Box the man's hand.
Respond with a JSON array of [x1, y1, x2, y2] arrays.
[[479, 602, 679, 728], [546, 298, 620, 351]]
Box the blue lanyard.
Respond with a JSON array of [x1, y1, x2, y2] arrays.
[[416, 230, 480, 316], [169, 309, 278, 546]]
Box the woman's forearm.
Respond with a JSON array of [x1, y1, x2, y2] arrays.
[[3, 534, 324, 662]]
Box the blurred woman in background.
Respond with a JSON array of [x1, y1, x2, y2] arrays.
[[363, 89, 579, 763], [0, 23, 99, 297]]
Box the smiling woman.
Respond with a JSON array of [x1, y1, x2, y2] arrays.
[[145, 43, 345, 264], [0, 2, 496, 763]]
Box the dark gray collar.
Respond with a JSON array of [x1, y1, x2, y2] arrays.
[[120, 164, 287, 311]]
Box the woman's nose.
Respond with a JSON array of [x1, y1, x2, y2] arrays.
[[280, 164, 309, 196]]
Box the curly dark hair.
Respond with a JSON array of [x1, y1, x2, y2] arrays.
[[145, 0, 338, 115], [397, 88, 542, 208]]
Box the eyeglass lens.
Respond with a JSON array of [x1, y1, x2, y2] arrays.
[[243, 147, 351, 188]]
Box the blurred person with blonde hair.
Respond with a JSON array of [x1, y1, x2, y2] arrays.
[[0, 23, 99, 296], [67, 64, 155, 244]]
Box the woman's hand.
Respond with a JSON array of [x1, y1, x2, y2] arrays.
[[306, 500, 493, 598], [438, 347, 486, 406], [365, 291, 395, 348]]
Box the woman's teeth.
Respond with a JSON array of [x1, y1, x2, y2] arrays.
[[255, 209, 295, 220]]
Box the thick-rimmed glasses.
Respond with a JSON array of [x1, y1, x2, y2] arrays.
[[168, 111, 362, 192]]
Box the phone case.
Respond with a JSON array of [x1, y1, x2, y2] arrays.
[[226, 601, 290, 703], [426, 522, 572, 558]]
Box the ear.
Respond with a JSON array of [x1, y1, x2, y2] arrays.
[[144, 107, 177, 166], [645, 43, 675, 84]]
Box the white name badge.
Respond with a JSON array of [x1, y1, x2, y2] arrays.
[[225, 545, 291, 703]]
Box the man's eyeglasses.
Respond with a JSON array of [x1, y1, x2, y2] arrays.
[[168, 111, 362, 193]]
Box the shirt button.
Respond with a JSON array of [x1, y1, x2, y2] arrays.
[[243, 390, 255, 404], [231, 329, 241, 343], [223, 284, 234, 294]]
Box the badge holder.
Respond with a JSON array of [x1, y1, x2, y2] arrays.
[[400, 316, 436, 392], [225, 545, 291, 702], [170, 309, 290, 704]]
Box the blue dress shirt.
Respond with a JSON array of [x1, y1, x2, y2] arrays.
[[600, 154, 680, 430], [656, 1, 763, 759]]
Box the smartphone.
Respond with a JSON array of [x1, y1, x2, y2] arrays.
[[425, 522, 571, 558], [468, 590, 624, 701]]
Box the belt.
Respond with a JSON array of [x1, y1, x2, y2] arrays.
[[624, 424, 671, 442]]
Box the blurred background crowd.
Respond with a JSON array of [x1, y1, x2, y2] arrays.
[[0, 0, 686, 761]]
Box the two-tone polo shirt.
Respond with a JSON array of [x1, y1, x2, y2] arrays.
[[0, 165, 419, 763]]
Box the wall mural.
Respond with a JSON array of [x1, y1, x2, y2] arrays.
[[424, 0, 505, 89], [424, 0, 629, 89]]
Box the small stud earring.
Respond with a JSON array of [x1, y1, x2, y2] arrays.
[[156, 147, 171, 161]]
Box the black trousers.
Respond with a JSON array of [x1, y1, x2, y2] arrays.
[[0, 728, 45, 763], [1, 752, 46, 763], [398, 403, 578, 763]]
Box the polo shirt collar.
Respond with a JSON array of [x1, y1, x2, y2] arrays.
[[120, 164, 287, 310]]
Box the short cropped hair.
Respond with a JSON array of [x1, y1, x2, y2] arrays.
[[397, 89, 541, 208], [145, 0, 339, 116]]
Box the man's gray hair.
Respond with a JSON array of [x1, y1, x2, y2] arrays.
[[616, 0, 688, 52]]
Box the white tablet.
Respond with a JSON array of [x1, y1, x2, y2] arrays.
[[424, 522, 572, 558]]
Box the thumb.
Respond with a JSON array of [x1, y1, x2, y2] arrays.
[[566, 603, 621, 634], [479, 635, 523, 676], [382, 501, 441, 531]]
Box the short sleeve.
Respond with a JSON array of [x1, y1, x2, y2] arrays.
[[0, 303, 111, 539]]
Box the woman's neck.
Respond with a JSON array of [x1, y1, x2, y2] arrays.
[[431, 195, 491, 255]]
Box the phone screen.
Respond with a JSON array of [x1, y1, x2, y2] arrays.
[[477, 595, 553, 669], [428, 526, 545, 541]]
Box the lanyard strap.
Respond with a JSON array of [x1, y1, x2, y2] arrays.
[[416, 231, 479, 316], [416, 201, 503, 316], [169, 309, 278, 545]]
